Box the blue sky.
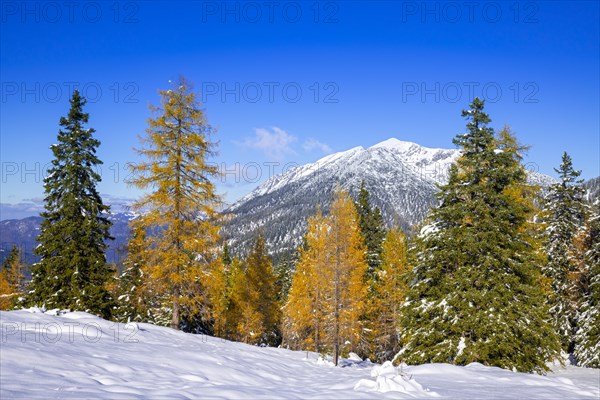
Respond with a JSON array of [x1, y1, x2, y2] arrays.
[[1, 1, 598, 219]]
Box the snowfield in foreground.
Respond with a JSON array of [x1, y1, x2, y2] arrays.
[[1, 310, 598, 399]]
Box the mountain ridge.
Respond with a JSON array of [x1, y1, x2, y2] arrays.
[[222, 138, 556, 259], [0, 213, 134, 267], [3, 138, 584, 265], [230, 138, 460, 211]]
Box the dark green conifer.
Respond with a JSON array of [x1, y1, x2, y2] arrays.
[[355, 181, 385, 275], [397, 98, 561, 373], [222, 242, 232, 266], [574, 198, 600, 367], [542, 152, 587, 351], [274, 253, 295, 304], [26, 90, 114, 318]]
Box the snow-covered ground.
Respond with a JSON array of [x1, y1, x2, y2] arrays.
[[1, 309, 598, 399]]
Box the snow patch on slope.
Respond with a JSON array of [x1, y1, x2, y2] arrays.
[[354, 361, 439, 396], [233, 145, 365, 205], [1, 310, 599, 399]]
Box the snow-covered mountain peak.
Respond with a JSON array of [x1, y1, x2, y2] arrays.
[[223, 137, 556, 258], [370, 137, 419, 152], [370, 137, 460, 171]]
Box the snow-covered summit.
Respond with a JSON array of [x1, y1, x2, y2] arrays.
[[223, 137, 555, 257], [233, 138, 456, 209], [370, 137, 419, 152], [224, 137, 461, 256], [371, 137, 460, 170]]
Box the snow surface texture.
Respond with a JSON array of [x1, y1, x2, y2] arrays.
[[1, 310, 599, 399]]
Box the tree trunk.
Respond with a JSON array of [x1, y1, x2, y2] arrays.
[[171, 287, 180, 330], [334, 247, 341, 366], [315, 318, 320, 354], [171, 133, 183, 332]]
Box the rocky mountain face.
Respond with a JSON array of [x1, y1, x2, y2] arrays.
[[584, 176, 600, 203], [222, 138, 556, 259]]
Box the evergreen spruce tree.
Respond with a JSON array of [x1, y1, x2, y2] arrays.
[[355, 181, 385, 275], [354, 182, 386, 359], [26, 91, 114, 318], [274, 254, 295, 304], [222, 243, 232, 266], [542, 152, 587, 351], [574, 198, 600, 367], [397, 99, 561, 373], [129, 78, 222, 331]]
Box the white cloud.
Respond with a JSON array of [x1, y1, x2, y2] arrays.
[[100, 194, 137, 213], [241, 127, 297, 161], [303, 138, 332, 154], [0, 200, 45, 220]]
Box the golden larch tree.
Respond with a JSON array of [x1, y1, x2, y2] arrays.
[[0, 271, 14, 310], [229, 262, 264, 344], [365, 228, 409, 362], [0, 245, 25, 310], [283, 208, 330, 352], [284, 191, 368, 365], [327, 190, 369, 365], [128, 78, 223, 330], [227, 234, 279, 345]]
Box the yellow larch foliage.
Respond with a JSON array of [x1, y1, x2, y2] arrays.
[[229, 265, 264, 344], [227, 234, 279, 345], [0, 271, 15, 310], [205, 256, 229, 338], [285, 191, 368, 365], [365, 228, 409, 362], [128, 77, 223, 330], [283, 208, 330, 352], [497, 126, 548, 290], [0, 246, 24, 310], [327, 190, 369, 365]]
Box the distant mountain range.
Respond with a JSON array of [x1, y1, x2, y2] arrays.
[[221, 138, 557, 259], [2, 138, 596, 267], [0, 213, 135, 269]]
